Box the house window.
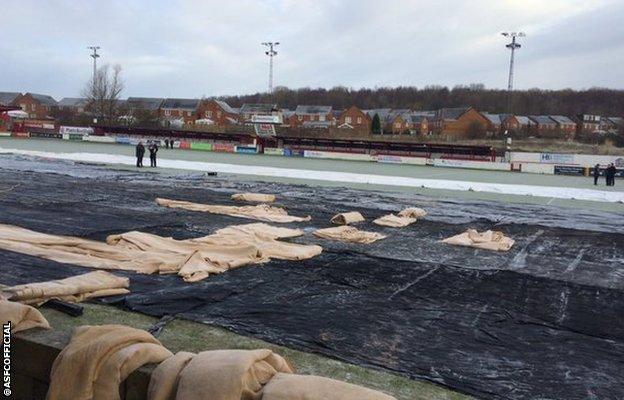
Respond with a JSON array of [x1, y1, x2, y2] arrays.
[[217, 111, 221, 118], [395, 122, 401, 129], [186, 111, 191, 117], [345, 116, 352, 124], [206, 111, 212, 118], [357, 117, 362, 124], [20, 104, 26, 111], [165, 109, 171, 116], [319, 115, 325, 122]]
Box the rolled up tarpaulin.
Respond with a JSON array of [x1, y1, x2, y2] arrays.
[[262, 373, 397, 400], [330, 211, 365, 225], [175, 349, 294, 400], [231, 193, 276, 203], [0, 300, 50, 333]]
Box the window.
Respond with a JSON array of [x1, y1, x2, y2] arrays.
[[357, 117, 362, 124], [345, 116, 352, 124], [20, 104, 26, 111], [206, 111, 212, 118], [217, 111, 221, 118], [165, 109, 171, 116], [319, 115, 325, 122]]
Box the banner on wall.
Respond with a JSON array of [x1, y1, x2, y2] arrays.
[[540, 153, 575, 164], [59, 126, 94, 135], [235, 146, 258, 154]]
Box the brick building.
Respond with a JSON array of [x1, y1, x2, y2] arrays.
[[195, 99, 239, 126], [529, 115, 558, 135], [11, 93, 57, 119], [502, 115, 533, 133], [58, 98, 89, 114], [239, 103, 278, 123], [549, 115, 577, 135], [159, 98, 200, 125], [337, 106, 371, 130], [431, 107, 489, 136], [0, 92, 21, 106]]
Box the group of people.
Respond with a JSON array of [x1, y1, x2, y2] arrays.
[[593, 163, 618, 186], [135, 141, 159, 168]]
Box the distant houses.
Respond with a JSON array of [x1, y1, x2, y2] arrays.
[[1, 89, 622, 138]]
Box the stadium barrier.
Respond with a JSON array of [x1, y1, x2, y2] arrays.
[[235, 145, 258, 154], [303, 150, 374, 162], [376, 154, 428, 165], [510, 151, 624, 169], [518, 163, 555, 174], [263, 147, 285, 156], [190, 142, 213, 151], [0, 132, 13, 137], [84, 135, 116, 143], [433, 159, 511, 171], [11, 132, 30, 138], [213, 143, 236, 153]]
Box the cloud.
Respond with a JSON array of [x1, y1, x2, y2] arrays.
[[0, 0, 621, 99]]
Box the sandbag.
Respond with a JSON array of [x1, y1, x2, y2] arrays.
[[156, 198, 311, 223], [330, 211, 365, 225], [147, 352, 195, 400], [397, 207, 427, 219], [93, 342, 172, 400], [313, 226, 386, 244], [441, 229, 515, 252], [0, 300, 50, 333], [231, 193, 276, 203], [1, 271, 130, 305], [175, 349, 293, 400], [262, 373, 397, 400], [47, 325, 167, 400], [372, 214, 417, 228]]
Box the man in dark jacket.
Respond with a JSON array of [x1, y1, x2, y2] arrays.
[[149, 142, 158, 167], [607, 163, 617, 186], [593, 163, 600, 185], [135, 142, 145, 167]]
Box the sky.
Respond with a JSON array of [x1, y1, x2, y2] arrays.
[[1, 0, 623, 99]]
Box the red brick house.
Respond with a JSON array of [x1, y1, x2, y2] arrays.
[[387, 111, 411, 134], [337, 106, 370, 130], [0, 92, 21, 107], [294, 105, 334, 126], [159, 98, 200, 125], [195, 99, 239, 126], [549, 115, 576, 136], [502, 115, 533, 133], [529, 116, 558, 135], [408, 113, 432, 135], [431, 107, 489, 136], [11, 93, 57, 119]]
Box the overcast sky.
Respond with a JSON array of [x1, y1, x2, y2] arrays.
[[1, 0, 623, 99]]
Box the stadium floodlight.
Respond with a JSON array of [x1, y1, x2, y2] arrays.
[[261, 42, 279, 93], [87, 46, 101, 80], [501, 32, 525, 91], [501, 32, 525, 113]]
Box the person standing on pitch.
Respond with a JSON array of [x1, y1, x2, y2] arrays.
[[593, 163, 600, 186], [135, 141, 145, 167], [149, 142, 159, 167], [608, 163, 617, 186]]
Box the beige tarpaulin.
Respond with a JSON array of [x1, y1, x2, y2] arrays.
[[0, 223, 321, 283], [372, 214, 417, 228], [397, 207, 427, 218], [93, 342, 172, 400], [156, 198, 311, 223], [0, 300, 50, 333], [147, 351, 195, 400], [175, 349, 294, 400], [262, 373, 397, 400], [330, 211, 365, 225], [441, 229, 515, 252], [1, 271, 130, 305], [48, 325, 171, 400], [313, 226, 386, 244], [231, 193, 276, 203]]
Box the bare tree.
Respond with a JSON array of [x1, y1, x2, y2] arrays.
[[81, 64, 124, 125]]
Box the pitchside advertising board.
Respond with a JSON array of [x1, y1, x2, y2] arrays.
[[59, 126, 94, 135]]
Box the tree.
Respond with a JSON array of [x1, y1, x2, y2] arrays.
[[81, 64, 124, 125], [371, 113, 382, 134]]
